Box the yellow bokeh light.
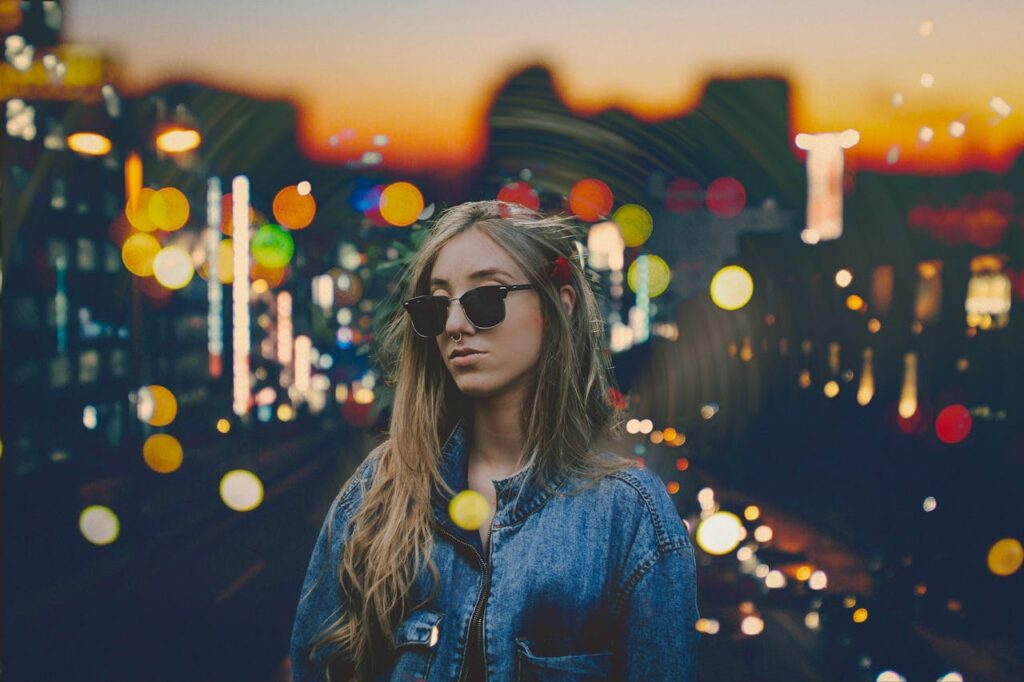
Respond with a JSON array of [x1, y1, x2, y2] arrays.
[[987, 538, 1023, 576], [155, 127, 201, 154], [662, 427, 677, 442], [153, 246, 194, 290], [627, 254, 671, 298], [143, 433, 183, 474], [121, 233, 162, 277], [148, 187, 190, 232], [139, 385, 177, 426], [220, 470, 265, 512], [710, 265, 754, 311], [277, 404, 294, 421], [216, 418, 231, 434], [67, 132, 112, 156], [868, 318, 881, 333], [251, 278, 269, 295], [379, 181, 425, 227], [853, 607, 869, 623], [744, 505, 760, 521], [824, 380, 840, 398], [846, 294, 865, 311], [613, 204, 654, 247], [449, 489, 490, 531], [696, 511, 744, 556], [796, 565, 813, 581], [79, 505, 120, 546], [843, 595, 857, 608], [799, 370, 812, 389], [126, 187, 158, 232]]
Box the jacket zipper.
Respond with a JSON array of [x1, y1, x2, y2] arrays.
[[437, 518, 495, 682]]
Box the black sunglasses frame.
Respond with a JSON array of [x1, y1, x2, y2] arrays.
[[403, 284, 536, 338]]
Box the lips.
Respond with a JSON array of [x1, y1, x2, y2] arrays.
[[449, 347, 484, 360]]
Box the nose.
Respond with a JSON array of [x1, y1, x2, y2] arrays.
[[443, 298, 475, 338]]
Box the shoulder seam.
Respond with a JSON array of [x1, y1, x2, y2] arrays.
[[610, 542, 692, 620], [607, 468, 676, 551]]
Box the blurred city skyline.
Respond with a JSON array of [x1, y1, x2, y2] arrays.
[[65, 0, 1024, 172]]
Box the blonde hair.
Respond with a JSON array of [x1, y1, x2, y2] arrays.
[[311, 200, 634, 678]]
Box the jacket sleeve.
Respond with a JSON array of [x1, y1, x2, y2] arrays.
[[613, 540, 700, 681], [289, 454, 377, 681]]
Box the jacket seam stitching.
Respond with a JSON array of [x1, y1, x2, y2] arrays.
[[608, 470, 673, 549], [610, 544, 690, 620]]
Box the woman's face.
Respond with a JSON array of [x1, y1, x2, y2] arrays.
[[429, 227, 545, 401]]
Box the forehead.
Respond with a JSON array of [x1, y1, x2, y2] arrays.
[[429, 227, 527, 284]]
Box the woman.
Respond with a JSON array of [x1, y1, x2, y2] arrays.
[[290, 201, 699, 681]]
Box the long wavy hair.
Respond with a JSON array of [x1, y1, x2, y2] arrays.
[[312, 200, 634, 678]]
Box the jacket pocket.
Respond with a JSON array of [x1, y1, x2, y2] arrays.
[[391, 608, 443, 681], [514, 638, 611, 681]]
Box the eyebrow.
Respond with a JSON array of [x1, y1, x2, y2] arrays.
[[429, 268, 514, 286]]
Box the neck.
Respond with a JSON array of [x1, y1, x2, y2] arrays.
[[469, 384, 529, 475]]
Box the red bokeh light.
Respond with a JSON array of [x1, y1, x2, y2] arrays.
[[665, 177, 703, 214], [497, 181, 540, 212], [568, 179, 613, 222], [935, 404, 972, 444], [706, 177, 747, 217]]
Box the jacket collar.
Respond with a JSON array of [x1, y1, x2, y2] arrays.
[[431, 417, 566, 539]]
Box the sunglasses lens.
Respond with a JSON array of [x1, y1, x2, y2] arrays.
[[406, 297, 448, 336], [462, 286, 506, 328]]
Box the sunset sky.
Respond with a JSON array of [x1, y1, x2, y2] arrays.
[[65, 0, 1024, 173]]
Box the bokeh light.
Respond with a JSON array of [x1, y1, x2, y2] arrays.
[[67, 132, 111, 156], [121, 233, 161, 277], [126, 188, 158, 232], [272, 184, 317, 230], [148, 187, 189, 232], [449, 489, 490, 531], [568, 179, 613, 222], [665, 177, 703, 213], [142, 433, 183, 474], [219, 194, 256, 236], [852, 608, 869, 623], [219, 470, 265, 512], [706, 177, 746, 217], [846, 294, 866, 311], [216, 418, 231, 434], [744, 505, 761, 521], [627, 255, 671, 297], [379, 181, 424, 227], [614, 204, 654, 247], [935, 404, 972, 444], [153, 246, 194, 290], [497, 181, 540, 211], [710, 265, 754, 310], [251, 224, 295, 269], [696, 511, 744, 555], [79, 505, 120, 546], [138, 385, 177, 426], [155, 127, 201, 154], [987, 538, 1023, 576], [740, 615, 764, 636], [835, 269, 853, 287]]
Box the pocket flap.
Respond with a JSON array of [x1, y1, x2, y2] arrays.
[[395, 609, 443, 648]]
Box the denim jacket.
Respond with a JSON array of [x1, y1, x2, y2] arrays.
[[290, 419, 699, 681]]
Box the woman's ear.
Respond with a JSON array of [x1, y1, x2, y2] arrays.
[[559, 284, 576, 318]]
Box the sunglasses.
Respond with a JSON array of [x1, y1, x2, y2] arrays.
[[403, 284, 536, 337]]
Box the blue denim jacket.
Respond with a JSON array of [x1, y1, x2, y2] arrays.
[[290, 419, 699, 681]]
